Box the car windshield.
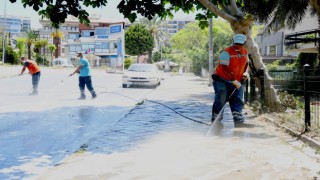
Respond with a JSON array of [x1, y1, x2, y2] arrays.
[[128, 64, 157, 72]]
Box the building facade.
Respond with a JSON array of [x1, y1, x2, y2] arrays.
[[164, 18, 193, 35], [254, 12, 318, 65], [0, 15, 31, 35], [39, 15, 126, 69]]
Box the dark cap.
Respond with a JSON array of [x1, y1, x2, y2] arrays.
[[77, 52, 83, 57]]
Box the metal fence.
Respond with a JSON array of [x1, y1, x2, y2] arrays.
[[246, 66, 320, 130]]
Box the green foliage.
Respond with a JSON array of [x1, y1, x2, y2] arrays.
[[48, 44, 56, 65], [170, 19, 233, 75], [152, 51, 161, 62], [189, 48, 209, 76], [305, 34, 316, 39], [23, 30, 38, 59], [16, 38, 27, 58], [139, 16, 170, 51], [296, 53, 318, 69], [124, 58, 132, 69], [10, 0, 315, 36], [266, 59, 281, 70], [5, 46, 19, 64], [285, 62, 296, 70], [171, 22, 208, 50], [125, 24, 154, 56], [35, 54, 48, 66]]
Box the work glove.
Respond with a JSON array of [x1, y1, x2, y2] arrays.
[[242, 72, 249, 80], [232, 80, 241, 89]]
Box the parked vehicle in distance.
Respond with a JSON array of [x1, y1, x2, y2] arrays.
[[122, 63, 161, 88], [53, 58, 74, 68]]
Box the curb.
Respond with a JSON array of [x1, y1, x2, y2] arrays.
[[263, 115, 320, 150]]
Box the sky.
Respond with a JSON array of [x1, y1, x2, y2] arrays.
[[0, 0, 196, 29]]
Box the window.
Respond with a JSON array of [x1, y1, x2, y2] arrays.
[[69, 34, 79, 39], [82, 44, 89, 50], [95, 28, 108, 35], [269, 45, 276, 56], [82, 31, 91, 37], [89, 43, 95, 51], [70, 45, 76, 52], [60, 26, 68, 30], [102, 42, 109, 49]]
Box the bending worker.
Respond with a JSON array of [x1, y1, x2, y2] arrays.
[[19, 57, 41, 95], [211, 34, 249, 126]]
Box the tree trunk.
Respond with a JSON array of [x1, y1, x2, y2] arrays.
[[53, 37, 60, 58], [317, 12, 320, 67], [148, 50, 152, 63], [230, 20, 285, 112], [27, 44, 31, 59]]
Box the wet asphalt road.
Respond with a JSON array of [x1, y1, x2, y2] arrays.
[[1, 66, 320, 179], [0, 66, 165, 179]]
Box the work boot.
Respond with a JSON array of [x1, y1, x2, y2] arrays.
[[78, 92, 86, 100], [233, 111, 245, 126], [211, 113, 223, 123], [91, 91, 97, 99], [78, 95, 86, 100], [29, 91, 38, 96]]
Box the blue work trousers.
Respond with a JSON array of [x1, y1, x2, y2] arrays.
[[32, 72, 41, 93], [79, 76, 95, 96], [212, 79, 244, 123]]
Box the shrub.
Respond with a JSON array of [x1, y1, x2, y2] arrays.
[[5, 46, 19, 64], [124, 58, 132, 69]]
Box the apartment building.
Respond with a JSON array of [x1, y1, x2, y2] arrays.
[[254, 12, 318, 65], [39, 15, 126, 69], [0, 15, 31, 34], [164, 18, 194, 35]]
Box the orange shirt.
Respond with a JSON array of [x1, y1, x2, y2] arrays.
[[215, 45, 248, 82], [24, 60, 40, 75]]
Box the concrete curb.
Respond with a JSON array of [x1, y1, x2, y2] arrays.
[[263, 115, 320, 150]]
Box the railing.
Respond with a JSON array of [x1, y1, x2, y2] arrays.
[[245, 66, 320, 131]]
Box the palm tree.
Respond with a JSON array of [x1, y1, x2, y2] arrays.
[[139, 16, 170, 63], [48, 44, 56, 66], [40, 39, 49, 58], [23, 30, 38, 59], [51, 30, 64, 58]]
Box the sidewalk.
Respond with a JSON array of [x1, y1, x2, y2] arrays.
[[35, 74, 320, 179]]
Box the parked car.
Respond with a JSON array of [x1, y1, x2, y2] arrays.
[[53, 58, 74, 68], [122, 63, 161, 88]]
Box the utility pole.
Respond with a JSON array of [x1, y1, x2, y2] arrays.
[[208, 18, 213, 86], [2, 0, 7, 64], [160, 41, 162, 62]]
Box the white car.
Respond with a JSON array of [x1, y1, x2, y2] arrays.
[[122, 64, 161, 88], [53, 58, 74, 68]]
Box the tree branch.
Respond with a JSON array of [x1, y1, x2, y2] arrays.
[[197, 0, 237, 23], [229, 0, 244, 17]]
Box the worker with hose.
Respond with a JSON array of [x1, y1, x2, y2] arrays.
[[211, 34, 249, 126], [19, 57, 41, 95], [70, 52, 97, 100]]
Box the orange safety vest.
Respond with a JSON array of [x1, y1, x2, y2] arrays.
[[25, 60, 40, 75], [215, 46, 248, 82]]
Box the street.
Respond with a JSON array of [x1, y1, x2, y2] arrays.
[[0, 66, 157, 179], [0, 66, 319, 179]]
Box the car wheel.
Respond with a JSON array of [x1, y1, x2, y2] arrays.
[[122, 84, 127, 88]]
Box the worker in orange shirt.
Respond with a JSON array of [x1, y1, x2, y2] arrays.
[[19, 57, 41, 95], [211, 34, 249, 126]]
